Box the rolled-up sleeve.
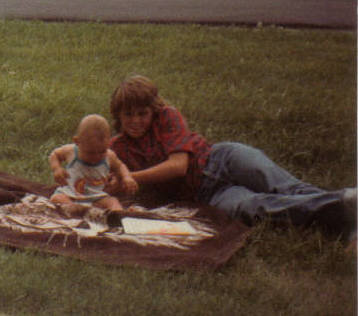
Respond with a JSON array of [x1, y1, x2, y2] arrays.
[[157, 107, 199, 155]]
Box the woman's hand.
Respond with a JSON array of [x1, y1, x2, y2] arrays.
[[121, 175, 139, 195]]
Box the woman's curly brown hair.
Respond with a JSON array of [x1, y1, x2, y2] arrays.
[[110, 75, 167, 133]]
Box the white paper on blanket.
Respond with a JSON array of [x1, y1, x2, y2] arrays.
[[121, 217, 198, 235]]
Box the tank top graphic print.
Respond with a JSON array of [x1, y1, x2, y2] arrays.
[[54, 145, 110, 202]]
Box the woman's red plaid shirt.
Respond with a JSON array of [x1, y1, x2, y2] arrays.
[[110, 106, 212, 197]]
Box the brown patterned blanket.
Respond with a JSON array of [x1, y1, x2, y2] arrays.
[[0, 171, 251, 271]]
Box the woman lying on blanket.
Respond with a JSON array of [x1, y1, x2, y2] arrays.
[[107, 75, 357, 240]]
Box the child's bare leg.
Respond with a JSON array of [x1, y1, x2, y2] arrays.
[[94, 196, 123, 211], [50, 194, 88, 217], [50, 193, 74, 205]]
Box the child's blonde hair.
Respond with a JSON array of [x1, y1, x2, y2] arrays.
[[110, 75, 167, 132], [76, 114, 110, 141]]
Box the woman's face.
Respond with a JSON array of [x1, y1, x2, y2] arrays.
[[120, 107, 154, 138]]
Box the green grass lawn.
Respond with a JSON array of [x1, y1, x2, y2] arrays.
[[0, 20, 356, 315]]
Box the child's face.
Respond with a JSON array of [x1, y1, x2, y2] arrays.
[[120, 107, 154, 138], [76, 136, 109, 165]]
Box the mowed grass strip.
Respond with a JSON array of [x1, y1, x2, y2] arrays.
[[0, 20, 356, 316]]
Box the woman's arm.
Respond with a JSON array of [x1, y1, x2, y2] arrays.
[[131, 152, 189, 185]]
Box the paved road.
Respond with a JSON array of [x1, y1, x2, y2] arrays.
[[0, 0, 356, 29]]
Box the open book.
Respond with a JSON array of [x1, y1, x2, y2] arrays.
[[121, 217, 197, 235]]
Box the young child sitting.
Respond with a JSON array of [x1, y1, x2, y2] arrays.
[[49, 114, 138, 213]]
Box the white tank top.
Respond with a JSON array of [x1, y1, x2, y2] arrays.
[[54, 145, 110, 202]]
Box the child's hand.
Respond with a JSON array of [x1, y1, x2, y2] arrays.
[[104, 174, 120, 195], [121, 176, 138, 195], [53, 167, 69, 185]]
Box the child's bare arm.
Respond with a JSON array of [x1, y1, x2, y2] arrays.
[[107, 150, 138, 195], [49, 144, 73, 185]]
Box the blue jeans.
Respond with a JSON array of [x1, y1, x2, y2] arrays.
[[198, 142, 346, 229]]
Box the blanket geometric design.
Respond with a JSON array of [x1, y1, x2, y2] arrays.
[[0, 172, 252, 271]]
